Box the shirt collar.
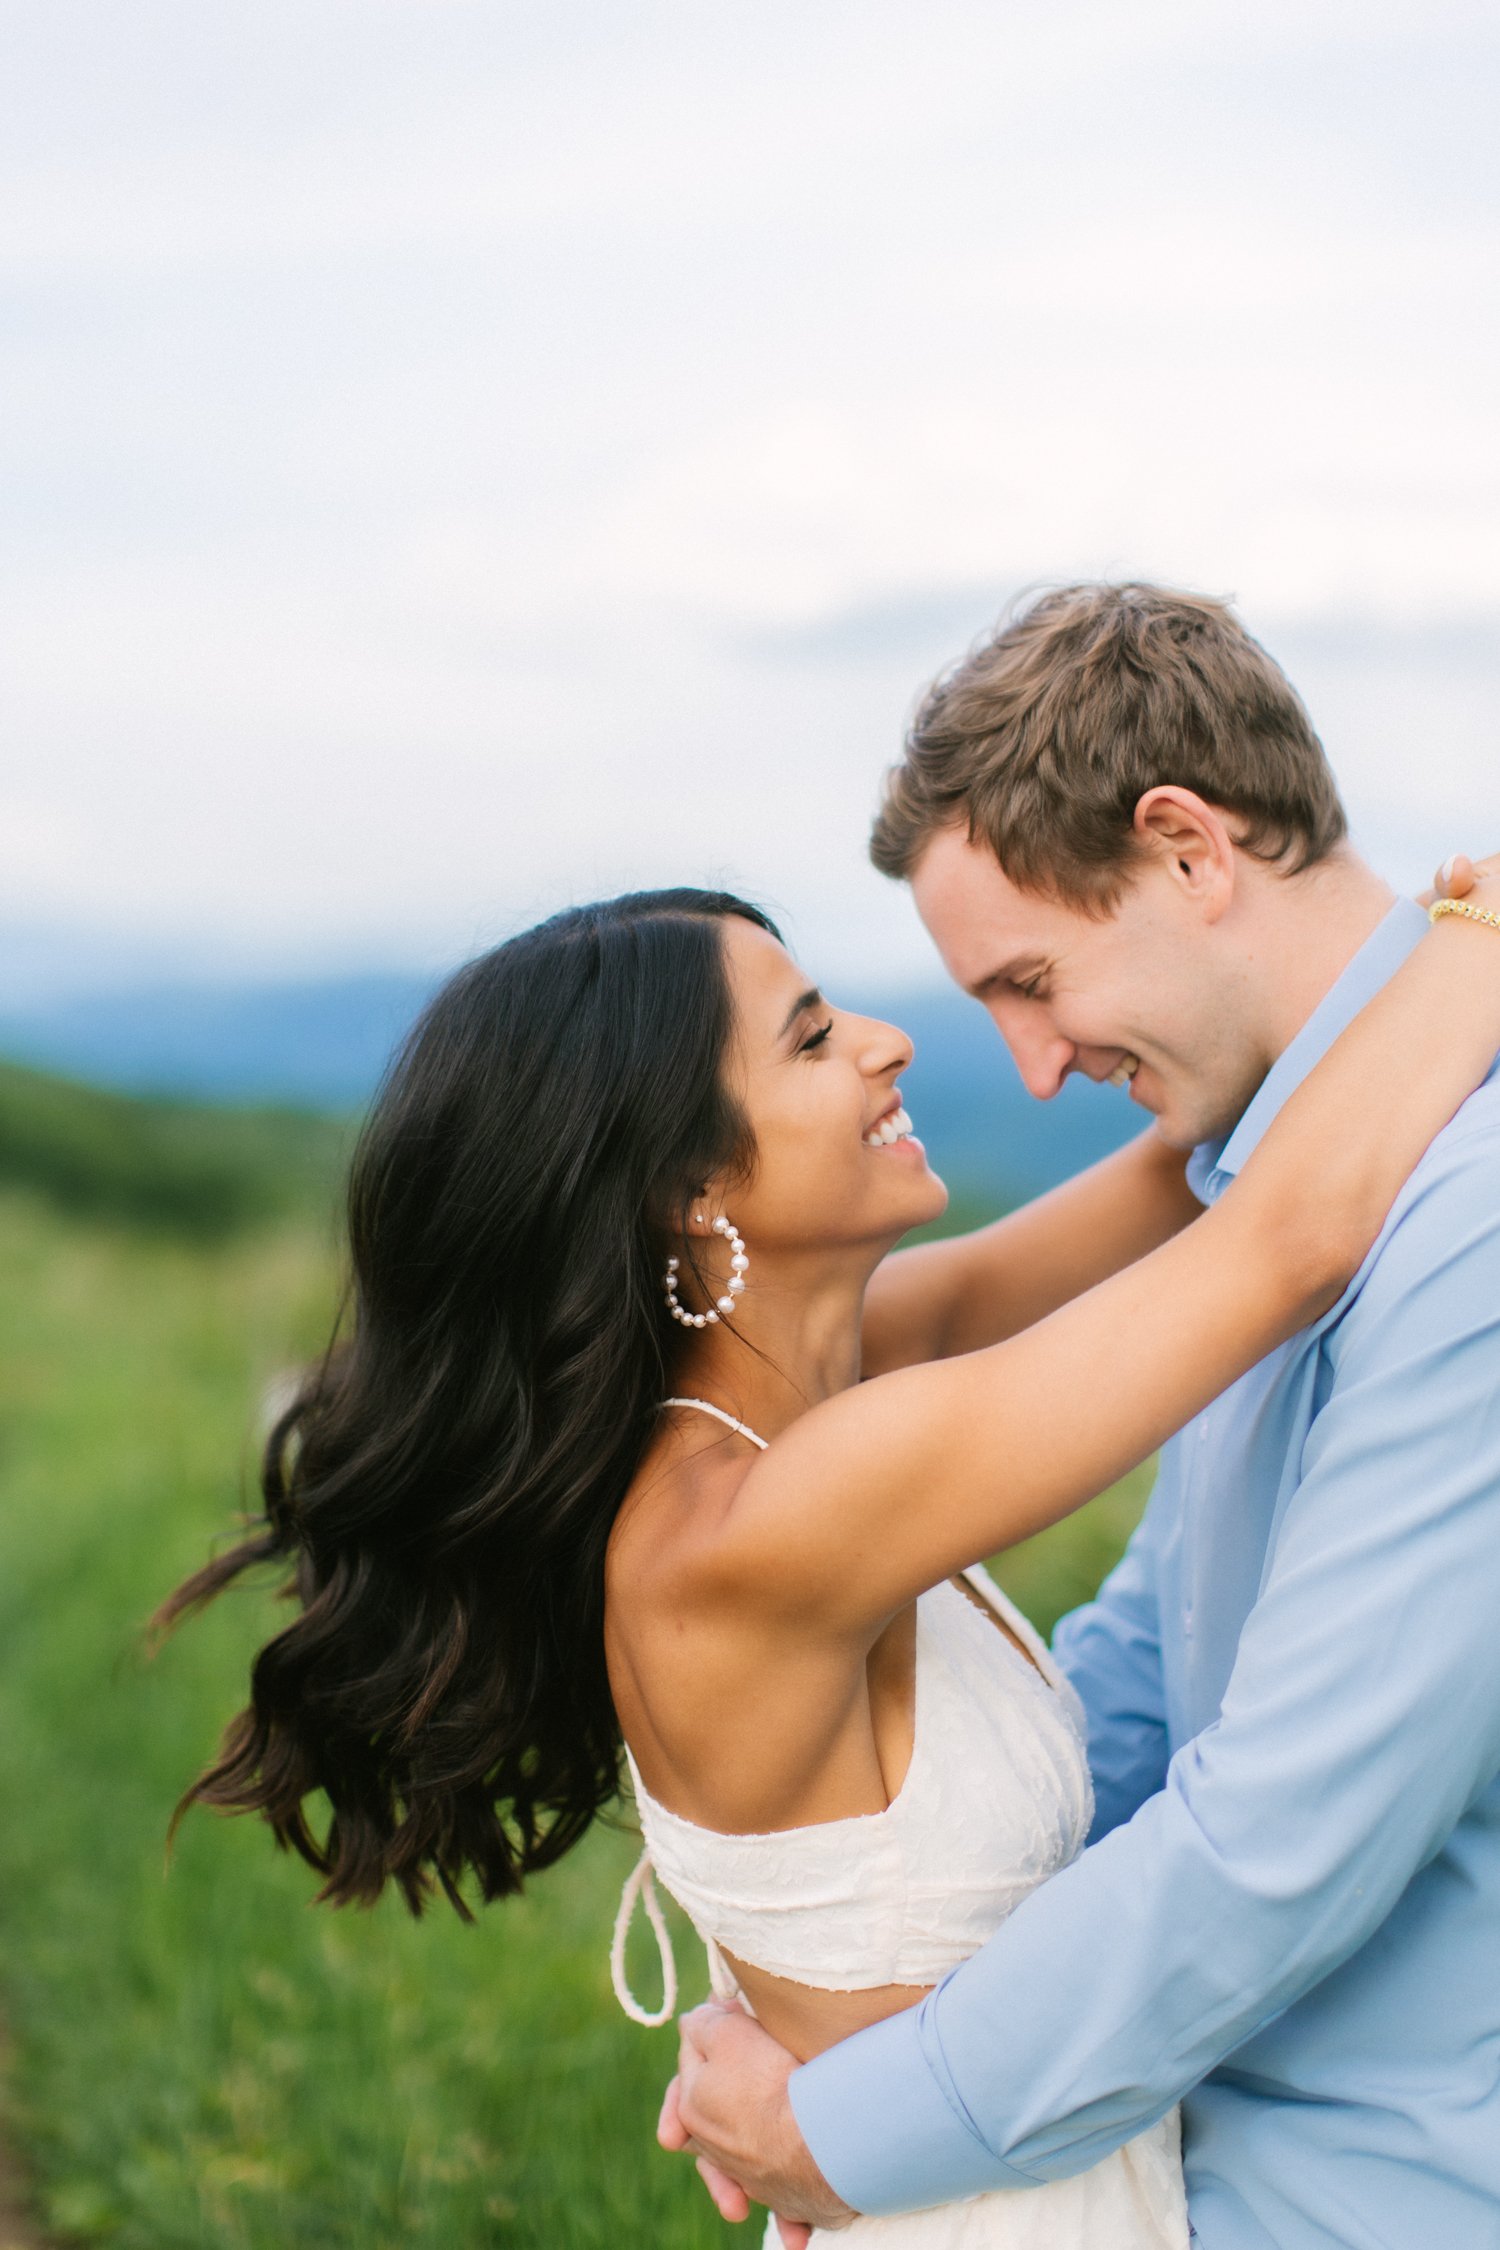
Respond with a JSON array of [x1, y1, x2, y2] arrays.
[[1187, 897, 1427, 1207]]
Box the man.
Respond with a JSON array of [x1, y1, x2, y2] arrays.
[[660, 584, 1500, 2248]]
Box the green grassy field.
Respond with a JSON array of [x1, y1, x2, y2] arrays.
[[0, 1056, 350, 1240], [0, 1152, 1151, 2247]]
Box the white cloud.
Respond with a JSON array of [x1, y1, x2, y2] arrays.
[[2, 0, 1497, 987]]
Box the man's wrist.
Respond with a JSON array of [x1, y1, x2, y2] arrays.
[[788, 2004, 1022, 2218]]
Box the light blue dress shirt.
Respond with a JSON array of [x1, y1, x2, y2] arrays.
[[791, 900, 1500, 2249]]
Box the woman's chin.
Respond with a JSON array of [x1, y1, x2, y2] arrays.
[[925, 1173, 950, 1220], [861, 1141, 948, 1235], [901, 1162, 948, 1226]]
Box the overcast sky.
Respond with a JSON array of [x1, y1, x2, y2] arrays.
[[4, 0, 1498, 992]]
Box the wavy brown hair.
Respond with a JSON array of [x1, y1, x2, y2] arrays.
[[158, 890, 777, 1915], [871, 582, 1347, 908]]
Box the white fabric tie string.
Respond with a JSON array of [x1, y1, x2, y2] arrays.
[[704, 1932, 740, 2003], [611, 1848, 742, 2023], [610, 1850, 679, 2027], [660, 1397, 769, 1449]]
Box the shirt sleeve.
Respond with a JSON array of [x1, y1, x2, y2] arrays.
[[790, 1131, 1500, 2215], [1050, 1485, 1171, 1841]]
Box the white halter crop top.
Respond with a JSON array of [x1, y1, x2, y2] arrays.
[[611, 1399, 1093, 2024]]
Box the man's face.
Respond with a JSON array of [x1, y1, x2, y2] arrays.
[[909, 825, 1270, 1149]]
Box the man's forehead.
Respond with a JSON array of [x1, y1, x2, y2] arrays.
[[911, 833, 1065, 973]]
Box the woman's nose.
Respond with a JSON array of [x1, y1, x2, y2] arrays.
[[852, 1011, 913, 1077]]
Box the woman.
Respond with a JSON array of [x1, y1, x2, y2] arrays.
[[165, 863, 1500, 2248]]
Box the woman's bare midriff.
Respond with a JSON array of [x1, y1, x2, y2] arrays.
[[719, 1951, 937, 2063]]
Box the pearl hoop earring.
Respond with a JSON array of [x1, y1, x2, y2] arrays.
[[663, 1215, 749, 1330]]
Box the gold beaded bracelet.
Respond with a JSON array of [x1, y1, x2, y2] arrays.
[[1430, 897, 1500, 933]]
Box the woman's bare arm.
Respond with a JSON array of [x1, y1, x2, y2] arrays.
[[860, 1129, 1199, 1375], [720, 908, 1500, 1634]]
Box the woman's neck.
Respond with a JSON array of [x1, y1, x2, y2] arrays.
[[667, 1259, 868, 1441]]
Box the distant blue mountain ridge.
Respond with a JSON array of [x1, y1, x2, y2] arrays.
[[0, 974, 1140, 1205]]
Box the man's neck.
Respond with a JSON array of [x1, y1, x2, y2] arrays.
[[1247, 850, 1399, 1067]]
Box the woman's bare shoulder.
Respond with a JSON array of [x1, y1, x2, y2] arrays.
[[611, 1393, 911, 1638], [607, 1428, 760, 1612]]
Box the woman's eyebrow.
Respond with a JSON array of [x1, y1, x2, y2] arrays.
[[776, 987, 823, 1039]]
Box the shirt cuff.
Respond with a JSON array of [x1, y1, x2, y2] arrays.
[[788, 1997, 1029, 2217]]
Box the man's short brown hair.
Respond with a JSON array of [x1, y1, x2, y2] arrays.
[[870, 583, 1347, 908]]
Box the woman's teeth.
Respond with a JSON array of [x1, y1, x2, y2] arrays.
[[865, 1106, 914, 1148], [1106, 1056, 1141, 1089]]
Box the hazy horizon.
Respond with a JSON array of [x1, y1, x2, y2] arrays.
[[6, 2, 1498, 989]]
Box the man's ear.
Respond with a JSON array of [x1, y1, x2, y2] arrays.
[[1132, 787, 1237, 922]]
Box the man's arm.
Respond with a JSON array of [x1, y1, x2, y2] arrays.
[[1049, 1482, 1171, 1840], [790, 1133, 1500, 2215]]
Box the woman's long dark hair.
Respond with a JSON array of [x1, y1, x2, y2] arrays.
[[159, 889, 778, 1915]]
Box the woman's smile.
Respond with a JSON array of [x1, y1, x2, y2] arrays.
[[863, 1103, 916, 1150]]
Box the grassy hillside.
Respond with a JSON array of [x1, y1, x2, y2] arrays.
[[0, 1088, 1151, 2247], [0, 1057, 348, 1238]]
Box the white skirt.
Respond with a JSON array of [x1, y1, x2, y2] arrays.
[[762, 2112, 1188, 2250]]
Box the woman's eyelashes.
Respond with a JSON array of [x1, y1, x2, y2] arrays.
[[799, 1019, 834, 1054]]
